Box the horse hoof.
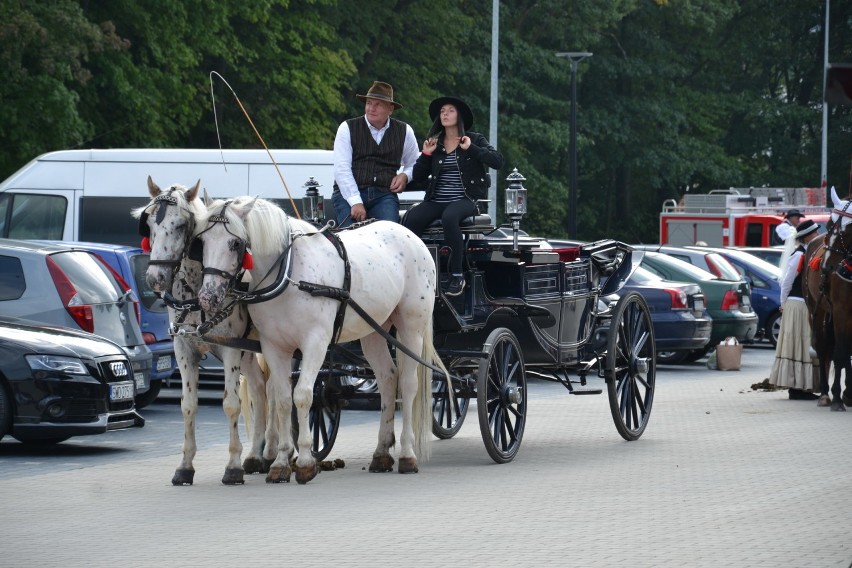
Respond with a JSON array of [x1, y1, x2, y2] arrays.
[[222, 468, 245, 485], [262, 457, 275, 473], [398, 457, 419, 474], [817, 395, 832, 407], [830, 401, 847, 412], [369, 455, 394, 473], [171, 468, 195, 486], [265, 465, 292, 483], [295, 462, 319, 485], [242, 456, 264, 475]]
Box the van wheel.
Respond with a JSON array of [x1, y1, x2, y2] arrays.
[[134, 379, 161, 409]]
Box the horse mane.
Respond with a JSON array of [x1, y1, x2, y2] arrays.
[[202, 196, 291, 257]]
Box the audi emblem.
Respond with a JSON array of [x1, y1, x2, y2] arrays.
[[110, 362, 128, 377]]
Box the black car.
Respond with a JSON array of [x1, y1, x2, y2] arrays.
[[0, 317, 145, 445]]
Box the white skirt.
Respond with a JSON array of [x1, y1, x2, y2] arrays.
[[768, 299, 815, 391]]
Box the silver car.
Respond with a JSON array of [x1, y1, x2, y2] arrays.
[[0, 239, 152, 401]]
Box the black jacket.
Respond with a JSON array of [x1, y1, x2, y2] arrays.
[[410, 131, 503, 201]]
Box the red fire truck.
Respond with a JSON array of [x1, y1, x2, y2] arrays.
[[659, 187, 831, 247]]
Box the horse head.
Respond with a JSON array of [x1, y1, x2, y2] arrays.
[[132, 176, 203, 293], [196, 196, 293, 313]]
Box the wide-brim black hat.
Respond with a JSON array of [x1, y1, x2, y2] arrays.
[[795, 219, 819, 239], [428, 96, 474, 131], [784, 209, 805, 219]]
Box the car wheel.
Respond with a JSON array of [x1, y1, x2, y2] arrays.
[[134, 379, 162, 409], [765, 312, 782, 348], [656, 350, 689, 365], [0, 384, 12, 443]]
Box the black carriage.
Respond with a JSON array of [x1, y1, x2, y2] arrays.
[[298, 172, 656, 463]]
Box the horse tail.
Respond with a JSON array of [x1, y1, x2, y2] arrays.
[[413, 322, 445, 462]]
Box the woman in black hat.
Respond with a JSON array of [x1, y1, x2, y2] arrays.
[[769, 218, 821, 399], [403, 96, 502, 296]]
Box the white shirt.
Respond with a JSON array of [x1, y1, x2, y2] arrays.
[[775, 220, 795, 242], [779, 249, 803, 305], [332, 116, 419, 207]]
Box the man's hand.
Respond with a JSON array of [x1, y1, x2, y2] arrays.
[[350, 203, 367, 222], [389, 173, 408, 193]]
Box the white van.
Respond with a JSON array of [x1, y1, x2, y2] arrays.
[[0, 148, 424, 246]]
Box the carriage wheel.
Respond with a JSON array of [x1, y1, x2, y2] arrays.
[[606, 291, 656, 441], [477, 328, 526, 464], [290, 364, 341, 461], [432, 358, 473, 439]]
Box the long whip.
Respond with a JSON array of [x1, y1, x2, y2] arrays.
[[208, 71, 301, 219]]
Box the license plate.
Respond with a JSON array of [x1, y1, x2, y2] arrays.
[[156, 355, 172, 372], [741, 295, 751, 305], [134, 373, 145, 389], [694, 299, 705, 312], [110, 382, 135, 402]]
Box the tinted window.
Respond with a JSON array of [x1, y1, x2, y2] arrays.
[[745, 223, 764, 247], [1, 194, 66, 239], [0, 255, 25, 300], [129, 253, 167, 312], [79, 196, 150, 246], [50, 251, 122, 303]]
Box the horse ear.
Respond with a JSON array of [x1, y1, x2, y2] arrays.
[[187, 179, 201, 202], [147, 175, 160, 198], [831, 185, 842, 208], [203, 188, 212, 207]]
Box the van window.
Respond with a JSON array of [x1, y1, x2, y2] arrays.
[[0, 255, 25, 300], [744, 222, 764, 246], [80, 196, 149, 246], [0, 194, 66, 240]]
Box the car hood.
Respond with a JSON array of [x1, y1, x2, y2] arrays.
[[0, 320, 125, 358]]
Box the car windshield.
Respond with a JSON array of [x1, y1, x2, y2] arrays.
[[726, 250, 782, 279], [129, 253, 167, 312], [645, 252, 716, 280], [50, 251, 122, 303], [705, 252, 743, 281]]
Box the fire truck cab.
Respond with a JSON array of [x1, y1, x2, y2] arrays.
[[660, 187, 830, 247]]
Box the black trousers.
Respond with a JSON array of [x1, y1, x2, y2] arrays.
[[403, 199, 477, 274]]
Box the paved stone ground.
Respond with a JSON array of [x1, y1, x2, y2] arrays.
[[1, 346, 850, 568]]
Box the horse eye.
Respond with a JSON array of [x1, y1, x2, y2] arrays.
[[228, 239, 242, 253]]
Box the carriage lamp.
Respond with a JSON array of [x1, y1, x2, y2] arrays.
[[302, 177, 325, 224], [505, 168, 528, 249]]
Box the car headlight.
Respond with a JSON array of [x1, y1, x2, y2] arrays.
[[25, 354, 88, 375]]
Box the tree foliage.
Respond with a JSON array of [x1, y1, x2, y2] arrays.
[[2, 0, 851, 242]]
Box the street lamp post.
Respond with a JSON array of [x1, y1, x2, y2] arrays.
[[556, 52, 592, 239]]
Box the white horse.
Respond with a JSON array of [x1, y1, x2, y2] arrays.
[[195, 196, 443, 484], [132, 178, 275, 485]]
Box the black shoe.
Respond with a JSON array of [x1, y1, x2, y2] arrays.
[[444, 276, 465, 297], [788, 388, 818, 400]]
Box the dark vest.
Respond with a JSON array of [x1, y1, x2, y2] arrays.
[[347, 117, 406, 189], [790, 245, 805, 299]]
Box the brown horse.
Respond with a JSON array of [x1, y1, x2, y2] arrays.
[[802, 187, 852, 411]]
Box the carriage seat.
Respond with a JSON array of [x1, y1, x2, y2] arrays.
[[403, 200, 494, 234]]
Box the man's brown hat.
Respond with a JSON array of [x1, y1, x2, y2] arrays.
[[356, 81, 402, 109]]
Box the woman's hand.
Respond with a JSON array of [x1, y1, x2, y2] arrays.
[[422, 137, 437, 155], [459, 135, 471, 150]]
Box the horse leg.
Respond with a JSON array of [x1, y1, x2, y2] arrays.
[[239, 351, 269, 475], [219, 348, 246, 484], [263, 348, 295, 483], [173, 339, 201, 485], [292, 346, 329, 484], [392, 326, 427, 474], [830, 337, 848, 411], [360, 333, 398, 473]]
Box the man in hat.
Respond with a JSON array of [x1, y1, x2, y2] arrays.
[[332, 81, 419, 228], [775, 209, 805, 243]]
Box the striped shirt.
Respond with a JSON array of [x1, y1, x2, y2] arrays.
[[433, 151, 466, 202]]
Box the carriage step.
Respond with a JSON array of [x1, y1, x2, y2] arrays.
[[570, 389, 603, 395]]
